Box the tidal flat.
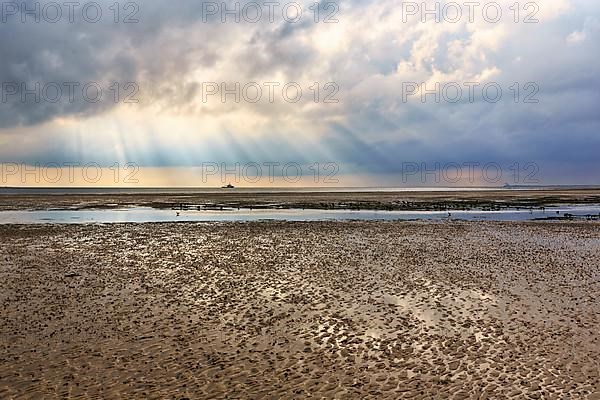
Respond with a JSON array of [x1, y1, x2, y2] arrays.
[[1, 188, 600, 211], [1, 220, 599, 398]]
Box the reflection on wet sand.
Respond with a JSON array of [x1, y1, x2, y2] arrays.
[[1, 221, 599, 398], [1, 205, 600, 224]]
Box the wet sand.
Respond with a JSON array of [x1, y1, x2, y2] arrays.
[[1, 221, 599, 398], [1, 188, 600, 211]]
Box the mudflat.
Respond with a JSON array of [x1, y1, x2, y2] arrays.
[[1, 221, 599, 398], [1, 188, 600, 211]]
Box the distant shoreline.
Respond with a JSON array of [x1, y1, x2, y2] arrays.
[[1, 187, 600, 212], [1, 185, 600, 196]]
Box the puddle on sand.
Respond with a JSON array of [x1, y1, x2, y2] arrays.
[[1, 205, 600, 224]]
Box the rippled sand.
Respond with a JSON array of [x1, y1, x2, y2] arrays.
[[1, 221, 599, 398]]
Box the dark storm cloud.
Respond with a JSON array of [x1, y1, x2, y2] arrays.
[[0, 0, 316, 128], [2, 1, 148, 126]]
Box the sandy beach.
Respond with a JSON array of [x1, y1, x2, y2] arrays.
[[1, 220, 599, 398]]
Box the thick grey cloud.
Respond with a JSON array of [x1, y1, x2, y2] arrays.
[[0, 0, 302, 126]]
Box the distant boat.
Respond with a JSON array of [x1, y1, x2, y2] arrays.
[[221, 183, 235, 189]]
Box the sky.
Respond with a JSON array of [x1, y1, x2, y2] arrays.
[[0, 0, 599, 187]]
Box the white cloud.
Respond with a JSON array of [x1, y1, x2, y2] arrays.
[[567, 30, 586, 43]]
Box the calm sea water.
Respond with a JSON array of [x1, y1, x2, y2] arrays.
[[1, 206, 599, 224]]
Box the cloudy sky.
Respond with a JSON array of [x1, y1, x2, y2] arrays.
[[0, 0, 598, 186]]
